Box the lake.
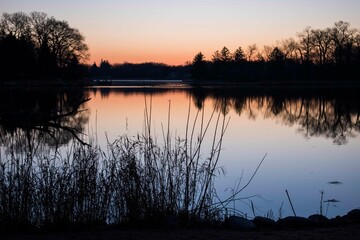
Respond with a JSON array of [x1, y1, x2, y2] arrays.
[[0, 84, 359, 221]]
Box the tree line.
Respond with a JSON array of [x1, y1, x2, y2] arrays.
[[1, 12, 359, 82], [88, 60, 190, 80], [191, 21, 360, 81], [87, 20, 360, 82], [0, 12, 89, 81]]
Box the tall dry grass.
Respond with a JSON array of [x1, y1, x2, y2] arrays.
[[0, 98, 229, 231]]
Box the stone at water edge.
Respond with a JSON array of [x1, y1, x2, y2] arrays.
[[308, 214, 329, 224], [228, 216, 256, 230], [252, 216, 277, 228], [347, 209, 360, 223], [277, 216, 313, 228]]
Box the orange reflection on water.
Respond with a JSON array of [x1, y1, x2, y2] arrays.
[[87, 89, 199, 140]]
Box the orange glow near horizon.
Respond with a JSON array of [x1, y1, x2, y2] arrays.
[[85, 24, 279, 66], [88, 47, 195, 66], [87, 38, 271, 66], [3, 0, 360, 66]]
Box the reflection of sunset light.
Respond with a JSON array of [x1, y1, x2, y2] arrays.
[[87, 89, 199, 139], [82, 87, 360, 218]]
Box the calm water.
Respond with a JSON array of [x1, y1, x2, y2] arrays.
[[1, 84, 359, 219]]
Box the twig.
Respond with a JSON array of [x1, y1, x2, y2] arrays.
[[213, 152, 267, 208], [285, 189, 296, 217], [251, 200, 256, 217]]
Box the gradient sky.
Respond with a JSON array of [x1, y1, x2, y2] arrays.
[[2, 0, 360, 65]]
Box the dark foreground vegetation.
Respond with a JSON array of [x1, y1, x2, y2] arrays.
[[1, 131, 359, 237], [1, 12, 359, 83], [0, 87, 230, 232], [2, 222, 360, 240]]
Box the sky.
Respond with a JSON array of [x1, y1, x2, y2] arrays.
[[2, 0, 360, 65]]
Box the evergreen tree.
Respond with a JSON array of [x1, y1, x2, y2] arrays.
[[233, 47, 246, 62], [191, 52, 207, 80]]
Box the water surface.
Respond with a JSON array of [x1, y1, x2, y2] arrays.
[[84, 85, 360, 218], [1, 84, 359, 219]]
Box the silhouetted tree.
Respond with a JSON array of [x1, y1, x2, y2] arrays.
[[45, 17, 89, 69], [220, 46, 232, 62], [331, 21, 356, 66], [38, 38, 57, 78], [0, 11, 89, 80], [29, 12, 49, 47], [255, 53, 265, 62], [191, 52, 207, 80], [89, 62, 100, 78], [311, 28, 332, 66], [246, 44, 257, 61], [211, 50, 222, 63], [99, 59, 112, 79], [297, 26, 315, 64], [268, 47, 285, 62], [233, 47, 246, 62], [0, 35, 36, 80], [210, 47, 234, 79], [65, 54, 84, 79], [267, 47, 285, 79], [0, 12, 31, 40], [279, 38, 301, 62]]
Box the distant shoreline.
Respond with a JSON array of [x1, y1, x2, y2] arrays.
[[1, 79, 360, 88]]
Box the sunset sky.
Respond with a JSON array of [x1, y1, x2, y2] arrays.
[[2, 0, 360, 65]]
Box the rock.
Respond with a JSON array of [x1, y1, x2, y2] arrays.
[[347, 209, 360, 223], [253, 216, 277, 228], [278, 216, 312, 228], [308, 214, 329, 224], [330, 215, 350, 225], [228, 216, 256, 230]]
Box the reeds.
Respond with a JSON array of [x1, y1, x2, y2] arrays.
[[0, 97, 229, 230]]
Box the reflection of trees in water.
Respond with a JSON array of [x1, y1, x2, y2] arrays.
[[0, 88, 90, 154], [190, 87, 360, 144], [77, 86, 360, 145], [213, 97, 231, 115], [275, 97, 359, 144]]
